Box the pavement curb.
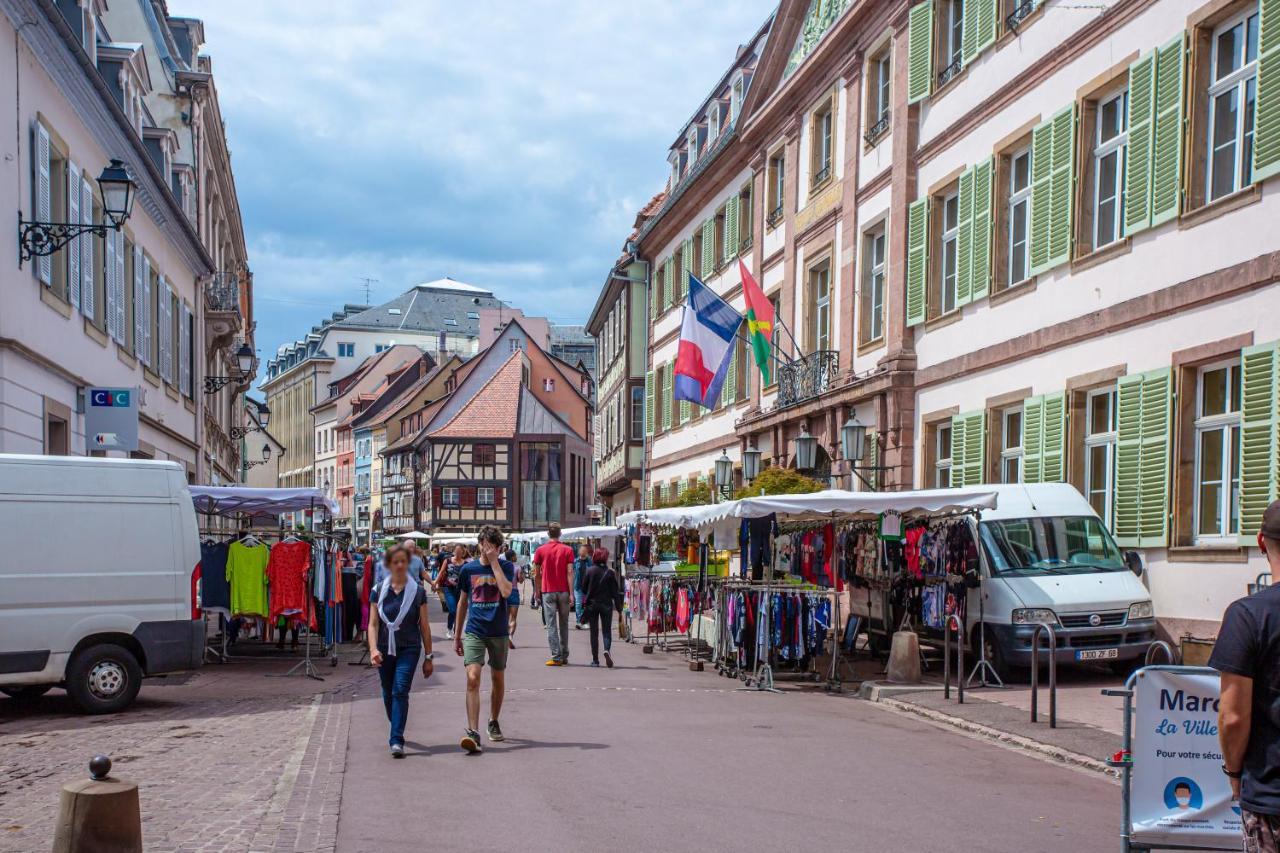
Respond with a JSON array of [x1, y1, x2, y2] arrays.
[[870, 693, 1119, 781]]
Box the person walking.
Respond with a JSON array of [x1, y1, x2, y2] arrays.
[[504, 548, 522, 646], [435, 543, 467, 640], [533, 524, 575, 666], [1213, 499, 1280, 850], [572, 544, 591, 630], [367, 544, 434, 758], [581, 548, 623, 668], [341, 547, 364, 642], [454, 526, 515, 754]]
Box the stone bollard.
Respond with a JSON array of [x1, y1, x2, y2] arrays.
[[886, 630, 923, 684], [52, 756, 142, 853]]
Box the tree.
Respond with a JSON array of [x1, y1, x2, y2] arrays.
[[732, 466, 826, 500], [652, 481, 713, 509]]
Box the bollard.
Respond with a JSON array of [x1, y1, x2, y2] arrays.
[[52, 756, 142, 853], [886, 630, 923, 684]]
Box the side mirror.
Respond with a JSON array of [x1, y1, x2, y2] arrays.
[[1125, 550, 1144, 577]]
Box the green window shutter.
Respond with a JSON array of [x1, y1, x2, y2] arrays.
[[1254, 0, 1280, 181], [1123, 52, 1156, 235], [976, 0, 997, 55], [725, 197, 739, 262], [905, 197, 930, 327], [723, 343, 738, 405], [1023, 395, 1045, 483], [955, 166, 974, 306], [1239, 341, 1280, 545], [1046, 104, 1076, 269], [1115, 369, 1172, 547], [1149, 34, 1186, 227], [907, 1, 934, 104], [1028, 117, 1054, 274], [682, 239, 693, 298], [645, 371, 655, 436], [970, 157, 994, 300], [1040, 391, 1067, 483], [961, 0, 979, 66], [650, 269, 659, 320], [951, 411, 986, 486], [668, 359, 678, 426], [961, 0, 996, 65], [662, 365, 673, 430], [662, 257, 673, 309], [868, 430, 880, 491], [701, 220, 715, 278]]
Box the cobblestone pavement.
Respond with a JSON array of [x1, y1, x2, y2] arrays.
[[0, 647, 364, 853]]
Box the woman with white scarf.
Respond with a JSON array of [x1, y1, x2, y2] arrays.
[[368, 544, 435, 757]]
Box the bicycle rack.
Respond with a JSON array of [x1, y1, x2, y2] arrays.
[[1144, 639, 1177, 666], [943, 614, 965, 704], [1030, 622, 1058, 728]]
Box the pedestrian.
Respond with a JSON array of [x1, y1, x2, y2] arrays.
[[533, 523, 575, 666], [435, 543, 467, 640], [1214, 500, 1280, 849], [572, 544, 591, 630], [406, 540, 427, 586], [581, 547, 623, 668], [504, 547, 522, 646], [342, 547, 363, 642], [367, 544, 435, 758], [454, 525, 516, 754]]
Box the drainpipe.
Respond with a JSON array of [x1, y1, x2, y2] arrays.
[[608, 248, 650, 509]]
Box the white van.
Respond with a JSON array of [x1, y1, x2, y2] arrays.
[[851, 483, 1155, 678], [0, 454, 203, 713]]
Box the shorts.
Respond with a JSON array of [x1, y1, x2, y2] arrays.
[[1245, 809, 1280, 853], [462, 634, 509, 671]]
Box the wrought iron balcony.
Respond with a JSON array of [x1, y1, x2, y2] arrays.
[[937, 57, 963, 88], [1006, 0, 1037, 32], [811, 164, 831, 189], [739, 234, 753, 254], [205, 271, 240, 314], [864, 111, 891, 146], [775, 350, 840, 410], [766, 204, 784, 228], [381, 471, 413, 491]]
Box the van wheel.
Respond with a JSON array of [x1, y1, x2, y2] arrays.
[[974, 626, 1022, 684], [1, 685, 52, 700], [66, 644, 142, 714]]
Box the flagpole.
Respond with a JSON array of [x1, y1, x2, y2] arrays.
[[684, 272, 800, 364]]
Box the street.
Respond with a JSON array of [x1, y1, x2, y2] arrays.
[[2, 623, 1119, 852]]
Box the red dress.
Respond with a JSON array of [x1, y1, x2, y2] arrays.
[[267, 541, 311, 622]]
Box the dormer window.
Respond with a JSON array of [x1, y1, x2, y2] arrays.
[[388, 307, 402, 315], [730, 75, 744, 121], [707, 103, 721, 140], [687, 127, 699, 161], [444, 318, 458, 326]]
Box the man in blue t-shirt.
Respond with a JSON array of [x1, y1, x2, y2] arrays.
[[454, 525, 515, 754]]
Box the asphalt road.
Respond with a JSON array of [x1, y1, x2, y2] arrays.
[[336, 617, 1119, 852]]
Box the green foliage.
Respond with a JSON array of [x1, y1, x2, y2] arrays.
[[652, 481, 714, 509], [732, 466, 826, 500]]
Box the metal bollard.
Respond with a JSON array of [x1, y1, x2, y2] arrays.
[[1144, 640, 1177, 666], [1030, 622, 1058, 728], [943, 614, 964, 704], [52, 755, 142, 853]]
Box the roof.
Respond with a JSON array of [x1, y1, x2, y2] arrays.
[[362, 359, 454, 429], [331, 283, 503, 334], [411, 277, 493, 294], [429, 351, 525, 439], [384, 397, 449, 454]]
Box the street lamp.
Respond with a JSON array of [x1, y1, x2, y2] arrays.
[[841, 412, 888, 490], [244, 445, 272, 468], [19, 160, 137, 264], [742, 443, 762, 483], [204, 343, 255, 394], [230, 401, 271, 440], [714, 449, 733, 501], [793, 425, 817, 471]]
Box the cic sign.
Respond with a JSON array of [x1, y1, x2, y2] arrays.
[[85, 387, 139, 452]]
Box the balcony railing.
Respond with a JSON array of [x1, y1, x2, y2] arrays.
[[775, 350, 840, 410], [381, 471, 413, 491], [1006, 0, 1037, 32], [205, 271, 240, 314], [864, 111, 891, 146], [811, 164, 831, 189], [739, 234, 753, 254], [766, 204, 784, 228], [937, 57, 963, 88]]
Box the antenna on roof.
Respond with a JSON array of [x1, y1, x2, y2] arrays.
[[356, 276, 379, 305]]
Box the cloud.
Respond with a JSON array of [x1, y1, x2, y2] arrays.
[[173, 0, 777, 362]]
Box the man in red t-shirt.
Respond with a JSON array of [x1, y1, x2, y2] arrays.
[[533, 523, 575, 666]]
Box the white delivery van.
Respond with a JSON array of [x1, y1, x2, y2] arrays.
[[0, 454, 203, 713], [851, 483, 1155, 679]]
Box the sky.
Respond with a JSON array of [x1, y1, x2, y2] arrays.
[[172, 0, 779, 372]]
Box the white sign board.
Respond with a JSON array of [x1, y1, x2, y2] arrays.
[[1131, 668, 1241, 849], [84, 387, 139, 452]]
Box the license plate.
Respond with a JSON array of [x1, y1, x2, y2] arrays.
[[1076, 648, 1119, 661]]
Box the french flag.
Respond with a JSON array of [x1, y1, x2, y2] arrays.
[[674, 273, 743, 409]]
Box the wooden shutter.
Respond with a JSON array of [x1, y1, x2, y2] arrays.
[[906, 1, 934, 104], [961, 0, 996, 65], [34, 122, 52, 286], [867, 430, 881, 491], [163, 282, 174, 383], [114, 230, 126, 344], [133, 248, 146, 358], [650, 267, 659, 321], [80, 176, 94, 320], [955, 166, 974, 306], [681, 238, 693, 299], [970, 157, 994, 301], [431, 486, 442, 509], [495, 488, 505, 509], [1023, 396, 1045, 483], [950, 410, 985, 486], [701, 219, 715, 278], [67, 162, 81, 309], [1239, 341, 1280, 544], [1046, 104, 1076, 270], [1124, 52, 1156, 235], [905, 197, 929, 326], [662, 363, 673, 430], [180, 303, 192, 397], [104, 220, 117, 339], [645, 371, 655, 435], [1022, 392, 1067, 484], [142, 256, 152, 366], [1254, 0, 1280, 181], [725, 196, 739, 262], [1114, 369, 1172, 547], [461, 486, 476, 508], [722, 343, 738, 407], [1149, 34, 1186, 227]]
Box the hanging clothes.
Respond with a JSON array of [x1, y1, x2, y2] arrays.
[[227, 540, 270, 617], [267, 540, 311, 622], [200, 541, 231, 613]]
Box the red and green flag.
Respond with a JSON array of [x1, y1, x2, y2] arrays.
[[738, 260, 774, 385]]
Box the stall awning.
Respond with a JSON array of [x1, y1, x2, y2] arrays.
[[188, 486, 339, 518], [509, 525, 625, 547]]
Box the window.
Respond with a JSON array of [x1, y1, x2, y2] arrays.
[[935, 422, 953, 487], [477, 487, 495, 508], [811, 99, 834, 187], [442, 486, 460, 508], [1207, 8, 1259, 202], [737, 181, 753, 252], [473, 443, 496, 466], [631, 385, 644, 439], [940, 0, 965, 80], [1093, 90, 1128, 248], [444, 318, 459, 326], [867, 49, 892, 142], [1006, 147, 1032, 286], [766, 151, 785, 226], [1193, 360, 1242, 541], [510, 338, 522, 353], [860, 226, 886, 344], [374, 344, 387, 353], [714, 203, 728, 264], [1000, 406, 1023, 483], [1084, 388, 1118, 528], [467, 311, 480, 320], [337, 342, 355, 357], [940, 191, 960, 315], [808, 259, 831, 352], [543, 377, 556, 392]]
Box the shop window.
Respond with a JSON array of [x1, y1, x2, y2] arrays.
[[1193, 360, 1242, 542], [766, 150, 785, 227], [859, 225, 886, 345], [1084, 388, 1118, 528], [1000, 406, 1024, 483], [1206, 8, 1259, 202]]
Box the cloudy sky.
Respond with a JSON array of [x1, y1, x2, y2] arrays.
[[172, 0, 778, 369]]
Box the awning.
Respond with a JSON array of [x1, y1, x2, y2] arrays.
[[188, 486, 339, 518], [508, 525, 625, 547], [395, 530, 432, 540]]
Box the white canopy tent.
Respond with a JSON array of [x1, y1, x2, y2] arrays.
[[188, 485, 339, 518], [395, 531, 432, 540], [509, 525, 625, 549]]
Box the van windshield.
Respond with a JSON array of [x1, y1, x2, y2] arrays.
[[979, 516, 1126, 576]]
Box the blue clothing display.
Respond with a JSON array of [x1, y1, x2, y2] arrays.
[[458, 559, 516, 638]]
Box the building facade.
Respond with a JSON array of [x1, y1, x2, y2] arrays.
[[611, 0, 1280, 641]]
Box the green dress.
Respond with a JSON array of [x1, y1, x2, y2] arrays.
[[227, 541, 270, 617]]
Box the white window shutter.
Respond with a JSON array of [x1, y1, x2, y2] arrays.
[[104, 221, 117, 339], [34, 123, 51, 285], [160, 281, 171, 382], [133, 248, 145, 359], [142, 255, 152, 366], [115, 231, 126, 343], [67, 162, 81, 309], [80, 176, 94, 319], [180, 304, 192, 396]]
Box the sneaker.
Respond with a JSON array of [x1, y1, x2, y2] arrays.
[[590, 660, 600, 667], [390, 743, 405, 759], [604, 651, 614, 668], [445, 629, 454, 640], [460, 730, 482, 754], [487, 720, 504, 742], [545, 659, 564, 666]]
